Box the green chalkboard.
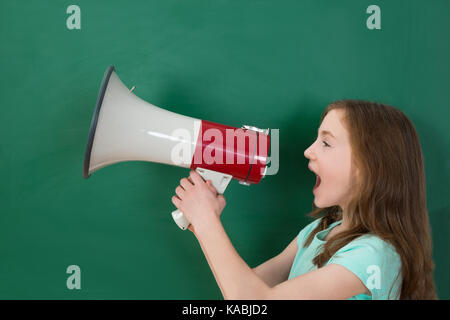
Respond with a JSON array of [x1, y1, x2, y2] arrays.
[[0, 0, 449, 299]]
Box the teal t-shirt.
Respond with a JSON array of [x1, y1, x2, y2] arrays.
[[288, 218, 402, 300]]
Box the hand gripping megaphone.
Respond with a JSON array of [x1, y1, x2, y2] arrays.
[[83, 65, 272, 230]]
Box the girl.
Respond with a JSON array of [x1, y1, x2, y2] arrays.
[[171, 99, 437, 300]]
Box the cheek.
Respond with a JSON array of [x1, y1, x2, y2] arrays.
[[324, 156, 353, 188]]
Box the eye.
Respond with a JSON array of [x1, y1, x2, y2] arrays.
[[322, 141, 330, 147]]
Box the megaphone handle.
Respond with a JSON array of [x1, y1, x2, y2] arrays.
[[171, 209, 191, 230], [171, 168, 233, 230]]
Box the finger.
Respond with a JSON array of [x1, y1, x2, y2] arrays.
[[175, 186, 185, 198], [171, 195, 181, 207], [218, 194, 226, 207], [189, 170, 204, 185], [206, 180, 217, 195], [180, 177, 193, 190]]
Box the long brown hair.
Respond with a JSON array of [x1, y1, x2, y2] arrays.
[[303, 99, 437, 299]]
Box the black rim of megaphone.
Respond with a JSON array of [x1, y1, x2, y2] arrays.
[[83, 65, 115, 179]]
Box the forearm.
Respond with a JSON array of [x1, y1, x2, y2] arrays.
[[195, 215, 270, 300], [196, 234, 226, 297], [253, 256, 290, 288]]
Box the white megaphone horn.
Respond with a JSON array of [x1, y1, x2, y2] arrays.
[[83, 65, 272, 230]]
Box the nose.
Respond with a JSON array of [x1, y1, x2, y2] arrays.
[[304, 142, 315, 160]]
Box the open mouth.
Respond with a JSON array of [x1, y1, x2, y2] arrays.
[[313, 175, 321, 190]]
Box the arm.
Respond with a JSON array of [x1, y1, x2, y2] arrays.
[[252, 236, 298, 287], [195, 232, 226, 297], [195, 216, 270, 300], [195, 216, 369, 299], [191, 182, 295, 294], [189, 180, 228, 296], [268, 263, 370, 299], [172, 170, 369, 299]]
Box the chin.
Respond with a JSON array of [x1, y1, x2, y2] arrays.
[[314, 198, 338, 209], [313, 199, 326, 208]]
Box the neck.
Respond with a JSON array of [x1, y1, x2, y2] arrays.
[[339, 207, 350, 230]]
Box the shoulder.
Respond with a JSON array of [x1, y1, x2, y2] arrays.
[[302, 218, 322, 234], [335, 234, 399, 260], [329, 233, 401, 268], [327, 234, 402, 299]]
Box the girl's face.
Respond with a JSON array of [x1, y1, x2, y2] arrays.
[[304, 109, 357, 211]]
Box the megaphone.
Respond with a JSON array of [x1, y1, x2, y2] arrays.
[[83, 65, 272, 230]]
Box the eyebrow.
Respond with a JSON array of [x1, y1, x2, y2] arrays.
[[318, 129, 337, 139]]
